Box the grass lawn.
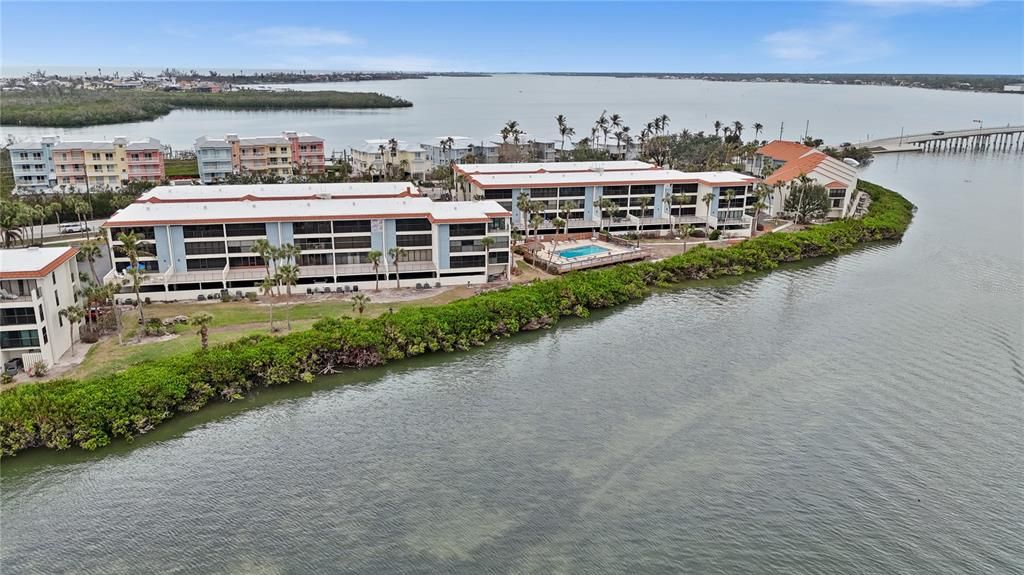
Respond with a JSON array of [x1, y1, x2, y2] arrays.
[[69, 288, 474, 380], [165, 158, 199, 178]]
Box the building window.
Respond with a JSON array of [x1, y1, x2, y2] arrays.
[[449, 223, 486, 237], [54, 290, 59, 307], [335, 252, 370, 265], [450, 239, 484, 253], [185, 258, 227, 271], [42, 326, 48, 344], [226, 240, 257, 253], [395, 218, 431, 232], [484, 189, 513, 200], [225, 223, 267, 237], [629, 185, 656, 195], [300, 253, 333, 266], [603, 185, 628, 195], [672, 183, 699, 194], [182, 224, 224, 239], [489, 251, 509, 264], [0, 307, 37, 326], [111, 226, 157, 240], [294, 237, 333, 251], [832, 198, 843, 208], [530, 187, 558, 199], [449, 255, 485, 269], [293, 221, 332, 235], [184, 241, 226, 256], [228, 256, 264, 268], [400, 249, 432, 262], [335, 236, 372, 249], [0, 329, 40, 348], [333, 220, 371, 234], [38, 304, 44, 322], [396, 233, 431, 247]]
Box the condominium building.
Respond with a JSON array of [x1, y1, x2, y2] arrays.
[[0, 247, 82, 370], [136, 182, 421, 204], [754, 140, 859, 219], [351, 140, 430, 180], [8, 136, 58, 193], [454, 160, 654, 176], [420, 137, 478, 167], [102, 183, 511, 301], [9, 136, 164, 192], [194, 131, 325, 184], [52, 137, 166, 190], [459, 161, 756, 236]]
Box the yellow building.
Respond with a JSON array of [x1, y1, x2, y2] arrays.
[[52, 137, 165, 190], [227, 134, 293, 178]]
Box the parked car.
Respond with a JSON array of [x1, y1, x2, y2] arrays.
[[4, 358, 24, 377], [59, 222, 89, 234], [931, 130, 945, 136]]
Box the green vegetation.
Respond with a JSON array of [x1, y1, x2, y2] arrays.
[[0, 180, 914, 456], [164, 158, 199, 178], [2, 88, 412, 127]]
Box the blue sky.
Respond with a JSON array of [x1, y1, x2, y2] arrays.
[[1, 1, 1021, 74]]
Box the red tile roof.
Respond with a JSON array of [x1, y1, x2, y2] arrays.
[[764, 151, 828, 185], [757, 140, 815, 163], [825, 180, 848, 189]]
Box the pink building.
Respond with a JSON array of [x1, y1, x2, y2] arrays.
[[125, 138, 166, 183], [284, 131, 325, 174]]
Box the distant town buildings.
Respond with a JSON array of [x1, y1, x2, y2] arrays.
[[0, 246, 82, 370], [9, 136, 165, 193], [194, 131, 325, 184]]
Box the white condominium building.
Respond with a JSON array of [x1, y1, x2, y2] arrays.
[[0, 247, 82, 371], [102, 183, 512, 301], [458, 161, 756, 236]]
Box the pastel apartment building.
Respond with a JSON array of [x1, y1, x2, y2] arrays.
[[752, 140, 860, 219], [1, 247, 82, 371], [351, 140, 430, 180], [9, 136, 164, 192], [102, 182, 511, 301], [457, 160, 757, 237], [8, 137, 58, 192], [194, 131, 325, 184]]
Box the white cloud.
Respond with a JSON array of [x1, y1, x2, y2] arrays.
[[762, 23, 892, 65], [235, 26, 357, 47]]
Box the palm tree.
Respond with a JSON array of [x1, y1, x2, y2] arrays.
[[276, 264, 299, 329], [190, 313, 213, 350], [367, 249, 383, 291], [116, 231, 149, 267], [101, 280, 126, 345], [657, 114, 670, 135], [713, 120, 723, 137], [59, 304, 85, 356], [749, 185, 770, 236], [635, 196, 651, 236], [351, 293, 370, 315], [560, 199, 577, 227], [598, 197, 614, 230], [550, 217, 565, 257], [516, 193, 533, 240], [124, 266, 147, 335], [33, 204, 47, 244], [261, 275, 277, 332], [0, 201, 24, 248], [702, 191, 715, 225], [753, 122, 764, 142], [608, 204, 621, 229], [680, 224, 695, 253], [733, 121, 744, 141], [530, 213, 543, 243], [388, 247, 405, 288], [78, 238, 103, 282], [555, 114, 575, 160], [480, 236, 495, 275]]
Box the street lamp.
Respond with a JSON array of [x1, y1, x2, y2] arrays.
[[972, 119, 983, 129]]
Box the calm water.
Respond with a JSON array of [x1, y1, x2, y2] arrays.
[[2, 150, 1022, 573], [3, 75, 1023, 151]]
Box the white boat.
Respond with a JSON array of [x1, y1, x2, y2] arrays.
[[843, 157, 861, 167]]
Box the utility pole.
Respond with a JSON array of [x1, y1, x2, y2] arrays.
[[778, 122, 784, 140], [898, 127, 905, 146], [804, 120, 810, 140]]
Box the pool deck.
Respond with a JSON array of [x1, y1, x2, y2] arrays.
[[521, 238, 650, 274]]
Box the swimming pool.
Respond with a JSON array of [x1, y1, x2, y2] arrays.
[[556, 245, 610, 259]]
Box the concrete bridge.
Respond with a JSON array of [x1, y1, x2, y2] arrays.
[[857, 125, 1024, 153]]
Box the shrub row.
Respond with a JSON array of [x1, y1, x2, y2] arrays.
[[0, 181, 914, 456]]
